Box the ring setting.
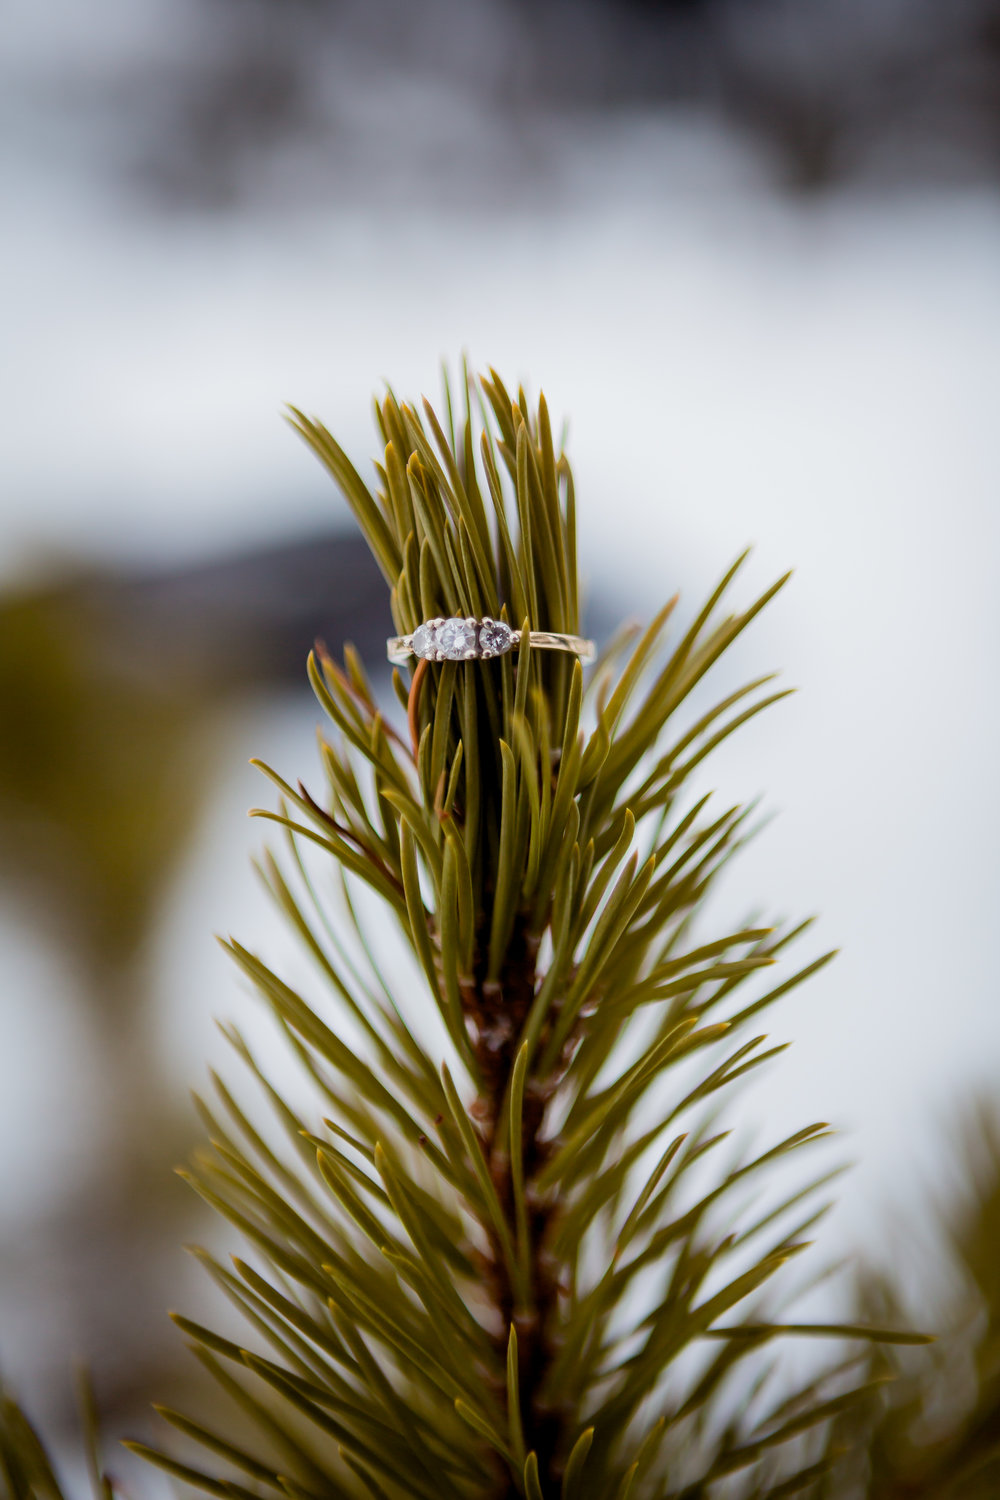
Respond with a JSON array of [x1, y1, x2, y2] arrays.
[[387, 617, 595, 666]]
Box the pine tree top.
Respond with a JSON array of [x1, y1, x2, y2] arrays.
[[1, 366, 933, 1500]]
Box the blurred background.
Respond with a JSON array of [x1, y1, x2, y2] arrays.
[[2, 0, 1000, 1489]]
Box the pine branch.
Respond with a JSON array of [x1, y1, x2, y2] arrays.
[[139, 366, 927, 1499]]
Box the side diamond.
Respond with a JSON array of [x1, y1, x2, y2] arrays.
[[411, 623, 437, 659], [478, 619, 513, 657]]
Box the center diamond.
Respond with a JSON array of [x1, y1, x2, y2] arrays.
[[436, 618, 478, 660]]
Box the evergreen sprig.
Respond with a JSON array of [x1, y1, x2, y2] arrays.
[[131, 367, 925, 1499]]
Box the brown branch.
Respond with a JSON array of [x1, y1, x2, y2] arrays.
[[296, 780, 405, 899], [408, 657, 429, 757], [463, 915, 569, 1496]]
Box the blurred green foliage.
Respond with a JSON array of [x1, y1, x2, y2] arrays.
[[0, 583, 211, 981], [0, 581, 225, 1434], [829, 1108, 1000, 1498]]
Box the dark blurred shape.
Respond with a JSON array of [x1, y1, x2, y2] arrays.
[[714, 0, 1000, 192], [133, 0, 323, 208], [9, 0, 1000, 212], [105, 0, 1000, 202], [96, 528, 386, 684], [834, 1104, 1000, 1496]]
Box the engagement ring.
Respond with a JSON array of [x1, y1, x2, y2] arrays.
[[387, 617, 596, 666]]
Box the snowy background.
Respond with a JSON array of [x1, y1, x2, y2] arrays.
[[1, 0, 999, 1454]]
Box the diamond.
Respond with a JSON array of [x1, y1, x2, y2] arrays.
[[411, 622, 438, 659], [436, 618, 478, 660], [478, 618, 513, 658]]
